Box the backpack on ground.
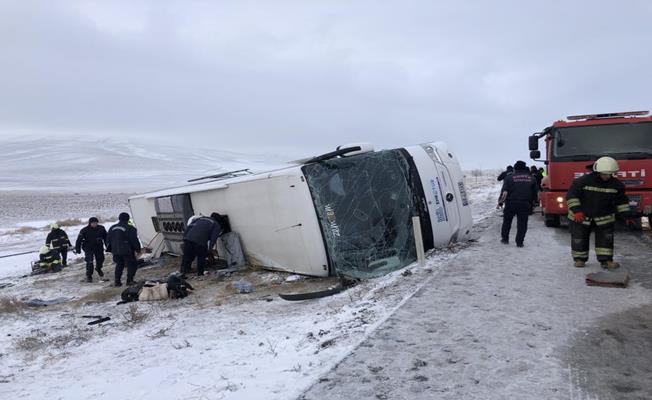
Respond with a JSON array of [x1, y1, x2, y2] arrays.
[[119, 282, 145, 304], [139, 281, 168, 301], [167, 275, 194, 299]]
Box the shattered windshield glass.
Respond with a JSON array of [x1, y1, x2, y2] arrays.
[[302, 149, 429, 279]]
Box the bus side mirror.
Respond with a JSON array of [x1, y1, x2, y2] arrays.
[[528, 136, 539, 151], [530, 150, 541, 159]]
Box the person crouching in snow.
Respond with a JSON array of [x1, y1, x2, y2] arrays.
[[34, 245, 62, 274], [107, 212, 142, 287], [75, 217, 108, 282], [46, 223, 71, 266], [180, 213, 223, 277]]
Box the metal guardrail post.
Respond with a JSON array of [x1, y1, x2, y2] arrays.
[[412, 216, 425, 269]]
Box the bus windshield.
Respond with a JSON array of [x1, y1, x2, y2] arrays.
[[552, 122, 652, 161], [301, 149, 430, 279]]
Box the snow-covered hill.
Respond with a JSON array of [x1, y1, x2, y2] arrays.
[[0, 136, 286, 192]]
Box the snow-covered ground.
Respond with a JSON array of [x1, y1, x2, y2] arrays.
[[6, 169, 649, 400], [0, 192, 129, 227], [0, 173, 501, 399], [0, 136, 288, 192], [300, 186, 652, 399], [462, 172, 500, 224], [0, 193, 123, 278]]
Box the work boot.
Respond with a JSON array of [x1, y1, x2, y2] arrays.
[[95, 267, 104, 277], [601, 261, 620, 270], [86, 276, 92, 283], [500, 238, 509, 244], [516, 242, 524, 248], [114, 281, 123, 287], [574, 260, 586, 268]]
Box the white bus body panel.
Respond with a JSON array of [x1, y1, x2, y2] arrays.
[[128, 195, 158, 246], [128, 167, 330, 277], [405, 142, 473, 244]]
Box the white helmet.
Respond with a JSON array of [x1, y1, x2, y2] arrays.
[[50, 223, 59, 230], [593, 157, 619, 174], [39, 245, 51, 255]]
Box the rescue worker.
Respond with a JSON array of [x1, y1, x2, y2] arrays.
[[45, 223, 71, 266], [530, 165, 543, 188], [529, 165, 543, 213], [35, 244, 62, 273], [75, 217, 108, 282], [106, 212, 141, 286], [497, 165, 514, 182], [498, 160, 538, 247], [566, 156, 630, 269], [180, 213, 223, 277]]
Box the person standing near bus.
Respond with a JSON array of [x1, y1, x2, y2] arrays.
[[498, 161, 538, 247], [566, 157, 630, 269]]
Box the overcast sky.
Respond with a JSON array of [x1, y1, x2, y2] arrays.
[[1, 1, 651, 169]]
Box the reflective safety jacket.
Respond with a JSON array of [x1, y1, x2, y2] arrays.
[[566, 172, 630, 225], [46, 228, 71, 250], [39, 249, 61, 265]]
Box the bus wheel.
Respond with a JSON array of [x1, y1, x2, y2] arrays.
[[544, 213, 560, 227]]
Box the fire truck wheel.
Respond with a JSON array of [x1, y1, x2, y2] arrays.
[[544, 213, 561, 227]]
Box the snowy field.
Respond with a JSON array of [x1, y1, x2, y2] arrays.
[[5, 168, 649, 400], [0, 136, 287, 192], [0, 171, 501, 400]]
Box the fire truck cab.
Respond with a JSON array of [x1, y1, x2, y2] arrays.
[[529, 111, 652, 228]]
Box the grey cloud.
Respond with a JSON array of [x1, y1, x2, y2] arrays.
[[0, 0, 651, 168]]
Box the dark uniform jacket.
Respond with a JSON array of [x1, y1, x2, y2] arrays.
[[106, 222, 141, 256], [566, 172, 630, 225], [75, 225, 108, 253], [497, 170, 513, 182], [46, 228, 71, 250], [501, 171, 538, 203], [183, 217, 222, 249], [531, 170, 544, 187]]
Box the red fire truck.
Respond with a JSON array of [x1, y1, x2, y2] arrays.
[[529, 111, 652, 228]]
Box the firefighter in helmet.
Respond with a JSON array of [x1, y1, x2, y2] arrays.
[[33, 244, 62, 274], [566, 156, 630, 269], [46, 223, 72, 266]]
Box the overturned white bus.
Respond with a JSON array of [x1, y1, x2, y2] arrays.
[[128, 142, 472, 279]]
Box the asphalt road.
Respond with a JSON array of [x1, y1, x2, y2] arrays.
[[299, 214, 652, 400]]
